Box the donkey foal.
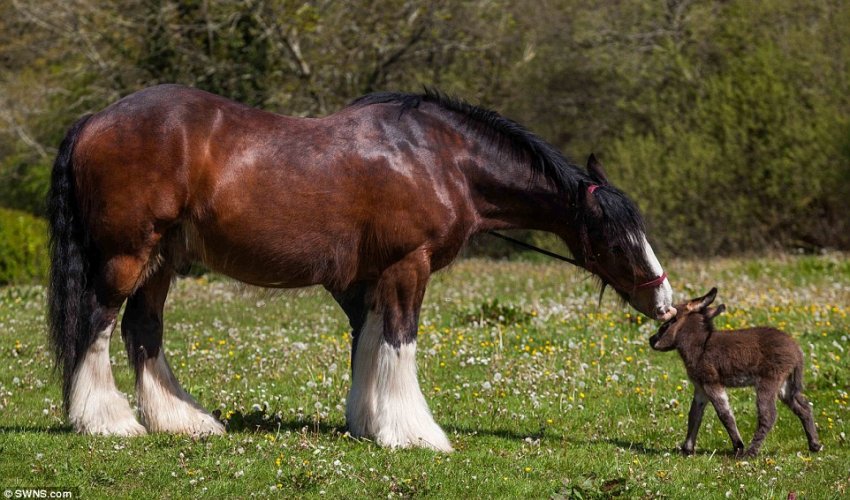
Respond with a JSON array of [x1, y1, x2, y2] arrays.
[[649, 288, 822, 457]]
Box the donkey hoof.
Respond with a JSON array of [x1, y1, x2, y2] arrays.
[[680, 446, 695, 456], [809, 443, 823, 453]]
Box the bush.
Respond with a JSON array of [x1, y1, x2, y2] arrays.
[[0, 207, 48, 285]]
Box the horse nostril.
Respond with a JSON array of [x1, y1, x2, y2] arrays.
[[655, 305, 676, 321]]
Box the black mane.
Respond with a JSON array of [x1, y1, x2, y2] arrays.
[[351, 90, 648, 273], [351, 89, 581, 195]]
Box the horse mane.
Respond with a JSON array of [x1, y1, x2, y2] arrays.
[[350, 89, 648, 274], [351, 89, 580, 195]]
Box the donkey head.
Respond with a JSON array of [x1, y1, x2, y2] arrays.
[[649, 287, 726, 351], [575, 154, 675, 321]]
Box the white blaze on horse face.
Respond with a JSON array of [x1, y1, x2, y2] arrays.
[[347, 310, 453, 452], [137, 350, 225, 436], [68, 321, 146, 436], [629, 233, 674, 320]]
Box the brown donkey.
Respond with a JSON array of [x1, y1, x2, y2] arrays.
[[649, 288, 822, 457]]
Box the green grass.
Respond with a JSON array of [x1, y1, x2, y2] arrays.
[[1, 255, 849, 498]]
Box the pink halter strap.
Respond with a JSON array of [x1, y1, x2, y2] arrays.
[[635, 272, 668, 289], [585, 182, 668, 291]]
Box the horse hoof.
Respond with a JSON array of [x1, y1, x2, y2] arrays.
[[74, 415, 147, 437], [144, 410, 225, 437], [69, 389, 147, 437]]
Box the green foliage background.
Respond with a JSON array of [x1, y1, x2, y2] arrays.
[[0, 207, 48, 285], [1, 0, 848, 267]]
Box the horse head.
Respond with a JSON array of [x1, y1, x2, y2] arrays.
[[569, 154, 676, 321]]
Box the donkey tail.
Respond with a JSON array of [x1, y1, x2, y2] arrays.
[[788, 360, 805, 395], [47, 114, 94, 411]]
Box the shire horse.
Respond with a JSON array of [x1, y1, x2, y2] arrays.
[[48, 85, 675, 451]]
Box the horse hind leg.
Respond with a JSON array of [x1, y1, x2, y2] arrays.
[[344, 249, 452, 452], [122, 263, 224, 436], [67, 255, 147, 436]]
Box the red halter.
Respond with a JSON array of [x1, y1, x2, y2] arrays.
[[635, 271, 668, 289]]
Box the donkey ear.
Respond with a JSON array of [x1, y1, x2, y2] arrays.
[[687, 287, 717, 311], [705, 304, 726, 320], [586, 153, 609, 185]]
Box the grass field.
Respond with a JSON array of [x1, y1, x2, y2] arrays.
[[1, 255, 848, 498]]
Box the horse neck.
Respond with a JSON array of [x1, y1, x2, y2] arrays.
[[467, 150, 576, 235]]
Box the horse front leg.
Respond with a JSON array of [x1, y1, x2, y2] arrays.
[[343, 249, 452, 452]]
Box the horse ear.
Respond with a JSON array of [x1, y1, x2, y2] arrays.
[[705, 304, 726, 320], [587, 153, 609, 185]]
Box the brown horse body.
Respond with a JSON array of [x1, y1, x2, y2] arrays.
[[78, 86, 474, 291], [49, 85, 674, 450]]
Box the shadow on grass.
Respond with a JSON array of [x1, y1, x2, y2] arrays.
[[602, 438, 671, 455], [0, 425, 72, 434], [602, 438, 746, 458], [222, 409, 343, 436], [444, 422, 571, 443]]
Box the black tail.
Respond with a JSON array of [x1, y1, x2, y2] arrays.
[[47, 114, 94, 411]]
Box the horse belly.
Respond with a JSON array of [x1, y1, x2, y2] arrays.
[[184, 215, 357, 289]]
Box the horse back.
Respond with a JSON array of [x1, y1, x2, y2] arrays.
[[72, 85, 478, 290]]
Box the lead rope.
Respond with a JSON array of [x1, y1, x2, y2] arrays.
[[485, 230, 581, 267], [485, 183, 668, 291]]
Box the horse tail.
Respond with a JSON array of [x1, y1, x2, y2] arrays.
[[47, 113, 94, 411]]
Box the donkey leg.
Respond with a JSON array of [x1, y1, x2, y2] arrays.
[[681, 385, 709, 455], [745, 381, 780, 456], [123, 266, 223, 436], [345, 250, 452, 451], [781, 388, 822, 452], [703, 384, 745, 455], [68, 256, 146, 436]]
